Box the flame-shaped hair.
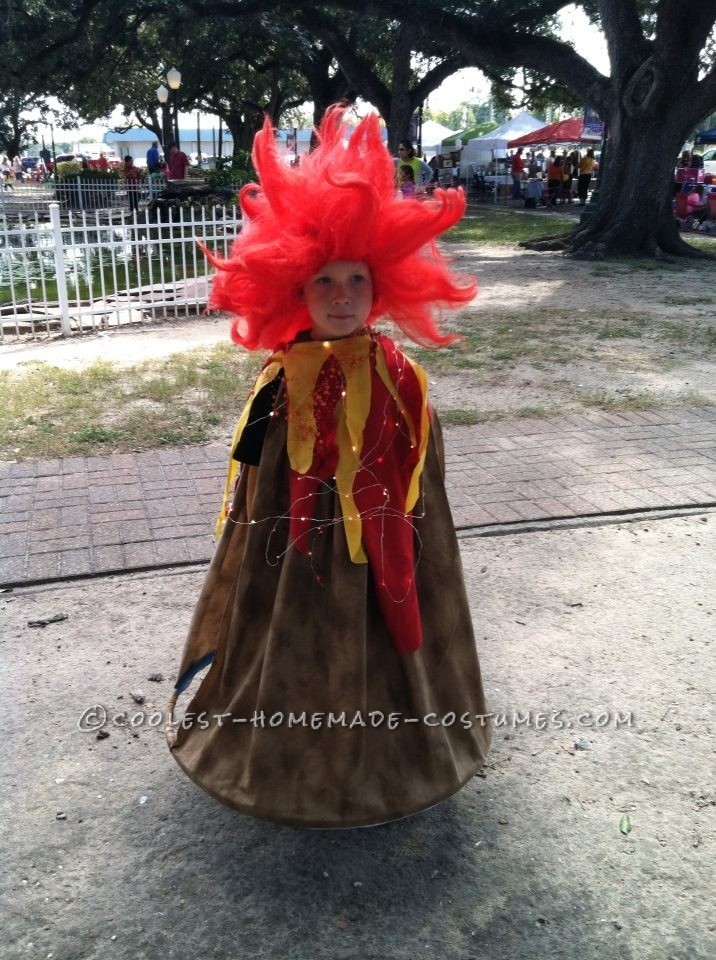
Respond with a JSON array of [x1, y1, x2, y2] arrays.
[[206, 106, 476, 350]]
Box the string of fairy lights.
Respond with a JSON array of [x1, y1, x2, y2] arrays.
[[223, 333, 429, 605]]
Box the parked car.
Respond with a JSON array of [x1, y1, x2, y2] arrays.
[[190, 152, 218, 167], [701, 148, 716, 176], [54, 153, 90, 165], [21, 156, 40, 171]]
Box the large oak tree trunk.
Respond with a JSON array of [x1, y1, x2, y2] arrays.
[[525, 107, 706, 259], [387, 24, 415, 154], [521, 3, 716, 261]]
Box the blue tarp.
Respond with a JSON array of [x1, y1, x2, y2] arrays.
[[695, 128, 716, 144]]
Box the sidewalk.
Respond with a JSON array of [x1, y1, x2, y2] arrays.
[[1, 405, 715, 588]]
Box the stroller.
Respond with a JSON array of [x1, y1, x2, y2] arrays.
[[674, 184, 714, 231]]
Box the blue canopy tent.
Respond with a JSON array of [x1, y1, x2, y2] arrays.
[[695, 129, 716, 144]]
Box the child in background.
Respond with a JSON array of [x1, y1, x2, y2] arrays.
[[123, 155, 141, 214], [167, 106, 491, 829], [398, 162, 416, 197]]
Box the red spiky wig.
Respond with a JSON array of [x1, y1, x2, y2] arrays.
[[206, 105, 476, 351]]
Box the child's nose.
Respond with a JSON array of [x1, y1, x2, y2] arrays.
[[332, 284, 350, 303]]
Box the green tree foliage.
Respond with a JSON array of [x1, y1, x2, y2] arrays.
[[181, 3, 471, 150], [5, 0, 715, 259]]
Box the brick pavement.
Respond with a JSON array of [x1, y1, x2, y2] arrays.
[[1, 406, 715, 587]]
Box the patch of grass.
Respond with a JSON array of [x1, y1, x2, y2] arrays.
[[656, 321, 716, 348], [683, 238, 716, 254], [439, 404, 558, 426], [576, 388, 714, 412], [410, 309, 585, 375], [661, 295, 714, 306], [575, 390, 660, 411], [67, 425, 129, 447], [659, 322, 689, 342], [446, 209, 573, 246], [408, 306, 706, 379], [596, 319, 646, 340], [0, 342, 263, 460], [438, 409, 489, 426]]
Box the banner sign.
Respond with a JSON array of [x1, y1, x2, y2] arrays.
[[582, 106, 604, 140]]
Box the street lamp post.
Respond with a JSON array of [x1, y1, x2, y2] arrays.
[[156, 84, 171, 150], [167, 67, 182, 149], [156, 67, 182, 150]]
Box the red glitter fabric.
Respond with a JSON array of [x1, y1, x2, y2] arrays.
[[288, 336, 426, 654]]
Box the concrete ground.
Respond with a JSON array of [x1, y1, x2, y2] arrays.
[[1, 512, 714, 960]]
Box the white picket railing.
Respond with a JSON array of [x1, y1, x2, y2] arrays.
[[0, 202, 241, 341], [0, 176, 242, 215], [0, 178, 158, 215]]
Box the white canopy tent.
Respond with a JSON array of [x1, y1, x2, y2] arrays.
[[419, 120, 460, 157], [460, 111, 544, 175]]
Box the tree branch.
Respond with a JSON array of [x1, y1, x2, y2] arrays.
[[412, 53, 469, 103], [655, 0, 716, 77], [183, 0, 611, 111], [296, 8, 391, 116], [330, 0, 613, 112], [597, 0, 647, 80], [684, 66, 716, 131]]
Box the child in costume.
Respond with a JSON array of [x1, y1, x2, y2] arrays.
[[167, 107, 491, 828]]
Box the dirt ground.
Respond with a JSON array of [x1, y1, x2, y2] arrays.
[[3, 244, 714, 422], [1, 515, 714, 960]]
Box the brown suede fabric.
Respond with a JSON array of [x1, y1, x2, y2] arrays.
[[169, 403, 491, 827]]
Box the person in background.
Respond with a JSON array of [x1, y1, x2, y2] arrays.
[[148, 158, 167, 200], [396, 141, 432, 192], [560, 151, 573, 203], [577, 148, 595, 205], [569, 149, 580, 196], [12, 156, 24, 183], [524, 176, 544, 209], [123, 155, 141, 214], [510, 147, 525, 200], [167, 143, 189, 180], [146, 140, 161, 173], [1, 155, 14, 190], [96, 152, 109, 172], [547, 155, 563, 206], [686, 184, 707, 217]]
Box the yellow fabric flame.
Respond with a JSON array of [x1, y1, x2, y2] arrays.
[[216, 335, 429, 560]]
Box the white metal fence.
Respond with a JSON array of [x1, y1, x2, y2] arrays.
[[0, 176, 240, 215], [0, 202, 241, 341], [0, 178, 157, 215]]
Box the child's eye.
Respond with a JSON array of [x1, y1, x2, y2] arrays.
[[315, 276, 331, 285], [351, 274, 366, 283]]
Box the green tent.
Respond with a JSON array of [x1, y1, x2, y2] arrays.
[[441, 124, 498, 147]]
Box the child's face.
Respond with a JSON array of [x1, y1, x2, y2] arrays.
[[303, 260, 373, 341]]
